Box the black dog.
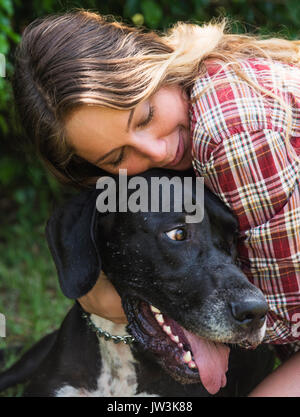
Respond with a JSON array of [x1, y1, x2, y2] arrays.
[[0, 169, 274, 397]]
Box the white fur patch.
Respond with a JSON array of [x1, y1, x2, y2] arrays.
[[259, 320, 267, 342], [55, 314, 158, 397]]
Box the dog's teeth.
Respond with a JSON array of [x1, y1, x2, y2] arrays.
[[163, 325, 172, 335], [178, 342, 183, 349], [188, 361, 197, 369], [171, 335, 179, 343], [150, 305, 161, 314], [155, 314, 164, 325], [183, 351, 192, 363]]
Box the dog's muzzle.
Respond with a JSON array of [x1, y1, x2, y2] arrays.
[[122, 293, 268, 395]]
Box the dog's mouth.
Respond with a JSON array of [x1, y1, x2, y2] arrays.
[[124, 298, 230, 395]]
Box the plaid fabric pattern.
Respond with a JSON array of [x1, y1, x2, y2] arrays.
[[190, 58, 300, 345]]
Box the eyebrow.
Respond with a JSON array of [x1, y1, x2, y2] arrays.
[[126, 108, 135, 132], [93, 109, 135, 166]]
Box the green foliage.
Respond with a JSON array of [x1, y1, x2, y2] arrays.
[[0, 219, 72, 397], [0, 0, 19, 136]]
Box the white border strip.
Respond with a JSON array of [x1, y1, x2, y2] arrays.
[[0, 54, 6, 77], [0, 313, 5, 337]]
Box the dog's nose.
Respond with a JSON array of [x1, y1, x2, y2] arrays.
[[230, 299, 268, 329]]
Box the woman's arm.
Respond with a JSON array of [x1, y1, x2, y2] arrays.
[[77, 270, 127, 324], [249, 351, 300, 397]]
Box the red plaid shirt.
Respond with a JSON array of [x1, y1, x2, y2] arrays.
[[190, 58, 300, 345]]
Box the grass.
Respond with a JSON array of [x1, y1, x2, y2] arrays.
[[0, 213, 72, 397]]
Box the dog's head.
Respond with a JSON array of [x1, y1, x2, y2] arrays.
[[46, 169, 268, 394]]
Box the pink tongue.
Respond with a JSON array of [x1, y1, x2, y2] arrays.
[[183, 329, 230, 395]]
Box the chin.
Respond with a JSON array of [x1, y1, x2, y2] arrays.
[[174, 162, 193, 171], [169, 158, 193, 171]]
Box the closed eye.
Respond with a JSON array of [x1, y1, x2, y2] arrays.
[[137, 105, 155, 128], [110, 147, 125, 167]]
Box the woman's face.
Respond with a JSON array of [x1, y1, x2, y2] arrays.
[[65, 85, 192, 175]]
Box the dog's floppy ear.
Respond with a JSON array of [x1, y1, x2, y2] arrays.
[[45, 189, 101, 299], [204, 187, 239, 236]]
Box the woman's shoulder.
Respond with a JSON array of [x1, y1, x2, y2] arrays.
[[193, 56, 300, 90], [190, 56, 300, 140]]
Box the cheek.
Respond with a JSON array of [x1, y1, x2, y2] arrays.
[[170, 97, 189, 127], [159, 108, 186, 132], [181, 99, 190, 125], [157, 89, 189, 127]]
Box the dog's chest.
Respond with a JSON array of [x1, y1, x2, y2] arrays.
[[96, 334, 139, 396], [55, 315, 158, 397]]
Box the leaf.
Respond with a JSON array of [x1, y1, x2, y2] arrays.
[[141, 0, 162, 28], [286, 0, 300, 26], [0, 0, 13, 17], [0, 156, 22, 185], [124, 0, 140, 18], [193, 0, 211, 7], [0, 15, 9, 26], [131, 13, 144, 26], [0, 114, 8, 135], [0, 34, 9, 55]]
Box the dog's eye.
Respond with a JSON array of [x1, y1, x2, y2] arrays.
[[165, 228, 187, 241]]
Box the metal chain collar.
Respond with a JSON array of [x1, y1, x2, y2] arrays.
[[82, 312, 135, 345]]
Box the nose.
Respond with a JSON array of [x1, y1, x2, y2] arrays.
[[133, 135, 168, 164], [230, 299, 268, 329]]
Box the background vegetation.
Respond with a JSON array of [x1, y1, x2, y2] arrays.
[[0, 0, 299, 396]]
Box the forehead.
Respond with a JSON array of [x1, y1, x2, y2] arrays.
[[109, 210, 206, 237], [134, 210, 188, 229], [65, 106, 129, 157]]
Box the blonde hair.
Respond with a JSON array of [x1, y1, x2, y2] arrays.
[[164, 20, 300, 162], [13, 10, 300, 187]]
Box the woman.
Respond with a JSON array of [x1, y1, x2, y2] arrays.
[[13, 10, 300, 395]]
